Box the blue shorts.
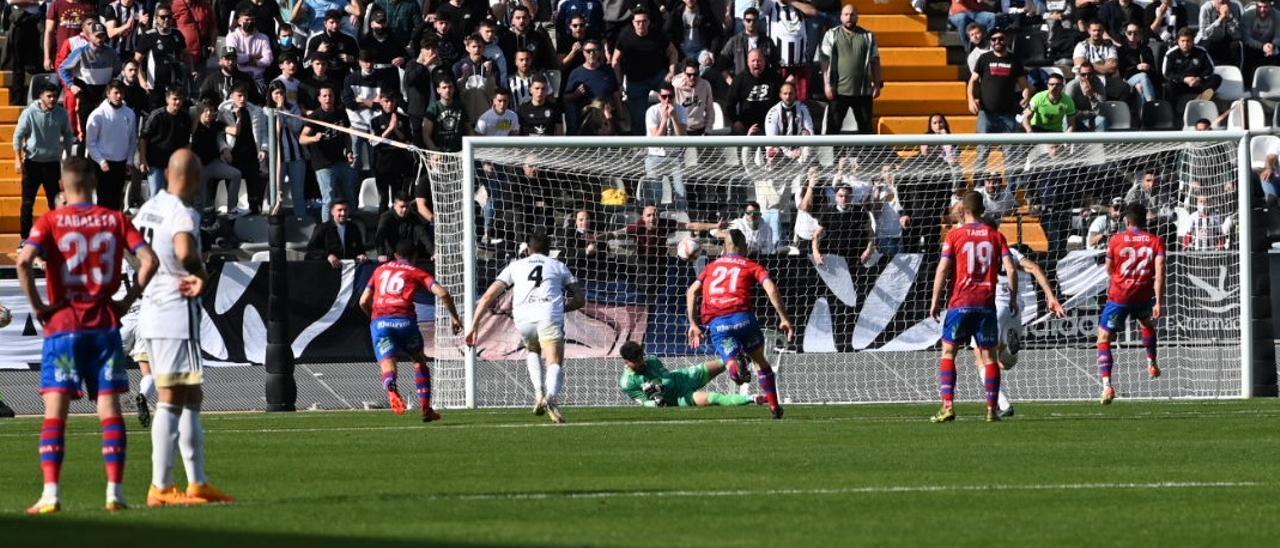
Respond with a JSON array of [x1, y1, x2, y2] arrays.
[[371, 317, 424, 362], [41, 329, 129, 400], [942, 307, 999, 349], [707, 311, 764, 364], [1099, 301, 1154, 334]]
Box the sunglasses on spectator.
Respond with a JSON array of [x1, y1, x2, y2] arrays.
[[659, 93, 673, 99], [747, 211, 762, 217], [570, 23, 582, 27], [584, 48, 599, 53], [991, 36, 1006, 42], [684, 71, 697, 78], [744, 17, 757, 22]]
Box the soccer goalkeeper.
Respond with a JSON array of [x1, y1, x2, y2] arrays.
[[619, 341, 765, 407]]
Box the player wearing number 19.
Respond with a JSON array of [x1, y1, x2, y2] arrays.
[[16, 157, 159, 513], [360, 240, 464, 422], [1097, 204, 1167, 405], [928, 191, 1018, 423], [687, 229, 795, 420]]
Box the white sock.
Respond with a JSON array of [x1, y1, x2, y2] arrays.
[[139, 375, 156, 400], [997, 388, 1011, 411], [178, 406, 207, 485], [150, 403, 180, 488], [41, 483, 60, 500], [544, 363, 564, 403], [526, 353, 544, 399], [107, 482, 124, 503]]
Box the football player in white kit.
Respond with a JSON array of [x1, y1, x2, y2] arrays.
[[133, 150, 235, 506], [465, 233, 586, 423]]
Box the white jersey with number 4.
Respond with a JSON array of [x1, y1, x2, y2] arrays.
[[496, 254, 577, 325], [134, 191, 202, 340]]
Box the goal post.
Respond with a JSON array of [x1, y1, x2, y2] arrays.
[[440, 130, 1264, 408]]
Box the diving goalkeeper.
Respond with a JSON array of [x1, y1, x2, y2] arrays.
[[619, 341, 765, 407]]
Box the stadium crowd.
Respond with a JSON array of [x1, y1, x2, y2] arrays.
[[3, 0, 1260, 273]]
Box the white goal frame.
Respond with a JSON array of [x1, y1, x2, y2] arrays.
[[452, 130, 1257, 407]]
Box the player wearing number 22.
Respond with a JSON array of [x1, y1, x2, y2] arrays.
[[929, 191, 1018, 423], [16, 158, 159, 513], [1097, 203, 1166, 405], [686, 230, 795, 419], [361, 240, 463, 422]]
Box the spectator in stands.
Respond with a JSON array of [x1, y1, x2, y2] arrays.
[[404, 38, 447, 119], [558, 15, 594, 76], [666, 0, 721, 61], [369, 92, 413, 213], [1087, 196, 1125, 249], [920, 113, 958, 166], [220, 83, 268, 215], [475, 20, 510, 84], [343, 50, 398, 170], [118, 59, 150, 115], [1065, 59, 1110, 130], [44, 0, 97, 72], [436, 0, 486, 35], [1183, 194, 1227, 249], [564, 39, 620, 133], [719, 8, 779, 81], [7, 0, 44, 105], [266, 80, 309, 217], [171, 0, 216, 73], [965, 23, 990, 73], [1023, 72, 1076, 131], [306, 200, 368, 268], [474, 90, 520, 242], [976, 174, 1015, 222], [60, 22, 120, 140], [1045, 1, 1085, 65], [507, 50, 539, 104], [239, 0, 284, 40], [501, 6, 557, 72], [818, 4, 882, 135], [872, 166, 909, 257], [1125, 169, 1175, 236], [1164, 28, 1222, 107], [1072, 20, 1131, 100], [275, 23, 304, 65], [200, 47, 260, 105], [1147, 0, 1189, 59], [613, 8, 679, 135], [1261, 153, 1280, 203], [728, 201, 777, 256], [613, 204, 724, 290], [293, 0, 360, 38], [1242, 0, 1280, 84], [227, 9, 273, 83], [85, 80, 136, 210], [1075, 0, 1103, 28], [301, 84, 357, 221], [1196, 0, 1243, 66], [578, 98, 621, 135], [725, 48, 781, 134], [370, 0, 420, 53], [102, 0, 147, 59], [996, 0, 1041, 31], [518, 76, 564, 136], [766, 0, 816, 100], [374, 195, 430, 261], [1098, 0, 1145, 46], [556, 0, 606, 44], [1118, 24, 1159, 109], [305, 10, 361, 77], [272, 52, 303, 106], [14, 83, 74, 241], [135, 5, 191, 109], [423, 78, 468, 152], [191, 100, 239, 213], [949, 0, 997, 50], [561, 209, 605, 277], [763, 81, 814, 163], [807, 182, 876, 267], [673, 60, 714, 136], [139, 85, 192, 198], [299, 52, 343, 111], [642, 83, 688, 211], [1193, 117, 1213, 130], [969, 27, 1030, 135], [453, 32, 499, 82], [417, 9, 463, 69]]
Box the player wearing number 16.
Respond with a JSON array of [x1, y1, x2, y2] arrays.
[[928, 191, 1018, 423], [360, 240, 464, 422], [1097, 204, 1166, 405], [16, 158, 159, 513], [687, 229, 795, 420]]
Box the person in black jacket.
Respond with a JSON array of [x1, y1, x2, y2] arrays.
[[199, 47, 260, 104], [1118, 23, 1159, 107], [724, 48, 782, 134], [306, 200, 368, 267], [666, 0, 722, 61], [373, 195, 431, 261], [1161, 28, 1221, 110]]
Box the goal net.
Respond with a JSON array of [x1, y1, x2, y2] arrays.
[[426, 132, 1253, 409]]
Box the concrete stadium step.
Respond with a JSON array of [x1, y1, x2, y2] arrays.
[[858, 14, 929, 33], [875, 31, 943, 47], [0, 179, 17, 197], [877, 81, 966, 115], [847, 0, 920, 15], [881, 64, 959, 81], [877, 115, 978, 134], [0, 106, 22, 123], [879, 47, 948, 66], [0, 196, 47, 218], [0, 234, 19, 250]]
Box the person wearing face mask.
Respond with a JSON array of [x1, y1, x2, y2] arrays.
[[135, 5, 191, 110], [360, 11, 408, 67], [227, 10, 273, 83], [85, 80, 138, 209], [274, 24, 303, 63], [371, 0, 422, 48], [234, 0, 284, 40]]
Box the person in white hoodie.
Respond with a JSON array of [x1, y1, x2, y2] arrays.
[[85, 79, 138, 210]]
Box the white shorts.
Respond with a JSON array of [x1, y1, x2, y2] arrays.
[[517, 319, 565, 353], [145, 338, 204, 388], [969, 306, 1023, 352], [130, 338, 151, 364]]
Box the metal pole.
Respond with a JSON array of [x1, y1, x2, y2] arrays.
[[461, 141, 477, 409], [263, 108, 296, 411], [1237, 135, 1255, 398]]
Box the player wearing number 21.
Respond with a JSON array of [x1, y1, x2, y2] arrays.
[[929, 191, 1018, 423], [17, 157, 159, 513], [687, 229, 795, 419], [466, 234, 585, 424], [361, 240, 463, 422], [1097, 203, 1166, 405]]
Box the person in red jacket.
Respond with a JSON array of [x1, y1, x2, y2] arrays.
[[171, 0, 216, 74]]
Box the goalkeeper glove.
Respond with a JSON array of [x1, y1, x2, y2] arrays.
[[642, 381, 665, 405]]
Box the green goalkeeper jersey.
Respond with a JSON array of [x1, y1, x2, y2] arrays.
[[619, 357, 710, 407]]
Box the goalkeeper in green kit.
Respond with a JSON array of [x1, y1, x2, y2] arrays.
[[619, 341, 766, 407]]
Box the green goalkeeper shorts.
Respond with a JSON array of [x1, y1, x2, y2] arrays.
[[669, 363, 712, 407]]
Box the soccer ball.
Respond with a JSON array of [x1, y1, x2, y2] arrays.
[[676, 238, 702, 261], [0, 304, 11, 329]]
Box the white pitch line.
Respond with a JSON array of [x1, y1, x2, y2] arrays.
[[425, 481, 1265, 502]]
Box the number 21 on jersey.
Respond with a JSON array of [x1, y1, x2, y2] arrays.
[[707, 266, 743, 295]]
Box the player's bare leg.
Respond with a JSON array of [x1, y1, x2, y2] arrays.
[[526, 346, 545, 415], [975, 346, 1002, 422], [28, 392, 71, 514], [1138, 318, 1160, 379], [746, 346, 782, 419], [1097, 329, 1117, 404], [379, 358, 407, 415], [96, 392, 131, 510], [411, 352, 440, 422], [931, 342, 958, 423], [542, 341, 566, 424]]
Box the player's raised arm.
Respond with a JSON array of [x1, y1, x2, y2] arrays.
[[465, 280, 510, 346], [760, 279, 795, 342], [929, 256, 951, 321], [686, 279, 704, 348], [430, 282, 464, 334], [1002, 252, 1019, 315], [1152, 254, 1166, 320], [1019, 256, 1065, 317]]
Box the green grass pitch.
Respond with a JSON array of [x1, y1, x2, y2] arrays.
[[2, 400, 1279, 547]]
